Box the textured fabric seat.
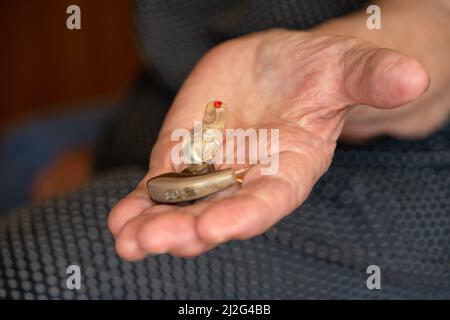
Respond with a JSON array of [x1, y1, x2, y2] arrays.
[[1, 122, 449, 299]]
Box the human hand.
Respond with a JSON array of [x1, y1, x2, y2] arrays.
[[108, 29, 428, 259]]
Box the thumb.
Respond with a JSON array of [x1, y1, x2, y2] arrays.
[[343, 47, 429, 109]]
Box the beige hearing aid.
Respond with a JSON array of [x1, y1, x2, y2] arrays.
[[147, 167, 237, 203], [147, 100, 246, 203]]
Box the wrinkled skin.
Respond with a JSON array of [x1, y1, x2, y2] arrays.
[[108, 29, 431, 260]]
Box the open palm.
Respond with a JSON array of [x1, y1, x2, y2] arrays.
[[108, 29, 428, 259]]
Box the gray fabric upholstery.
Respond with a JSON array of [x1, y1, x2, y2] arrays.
[[1, 123, 449, 299]]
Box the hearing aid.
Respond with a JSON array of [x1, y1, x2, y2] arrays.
[[147, 167, 237, 203], [147, 100, 245, 204]]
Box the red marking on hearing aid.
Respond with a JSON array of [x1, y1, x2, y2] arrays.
[[213, 100, 222, 108]]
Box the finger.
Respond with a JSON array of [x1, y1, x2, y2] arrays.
[[108, 179, 152, 237], [170, 240, 215, 258], [114, 213, 149, 261], [343, 47, 429, 108], [116, 201, 213, 260], [108, 155, 173, 237], [196, 151, 319, 243], [136, 210, 203, 254]]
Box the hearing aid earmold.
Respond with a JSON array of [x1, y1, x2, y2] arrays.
[[182, 100, 228, 165]]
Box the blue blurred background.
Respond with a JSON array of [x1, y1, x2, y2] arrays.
[[0, 0, 142, 215]]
